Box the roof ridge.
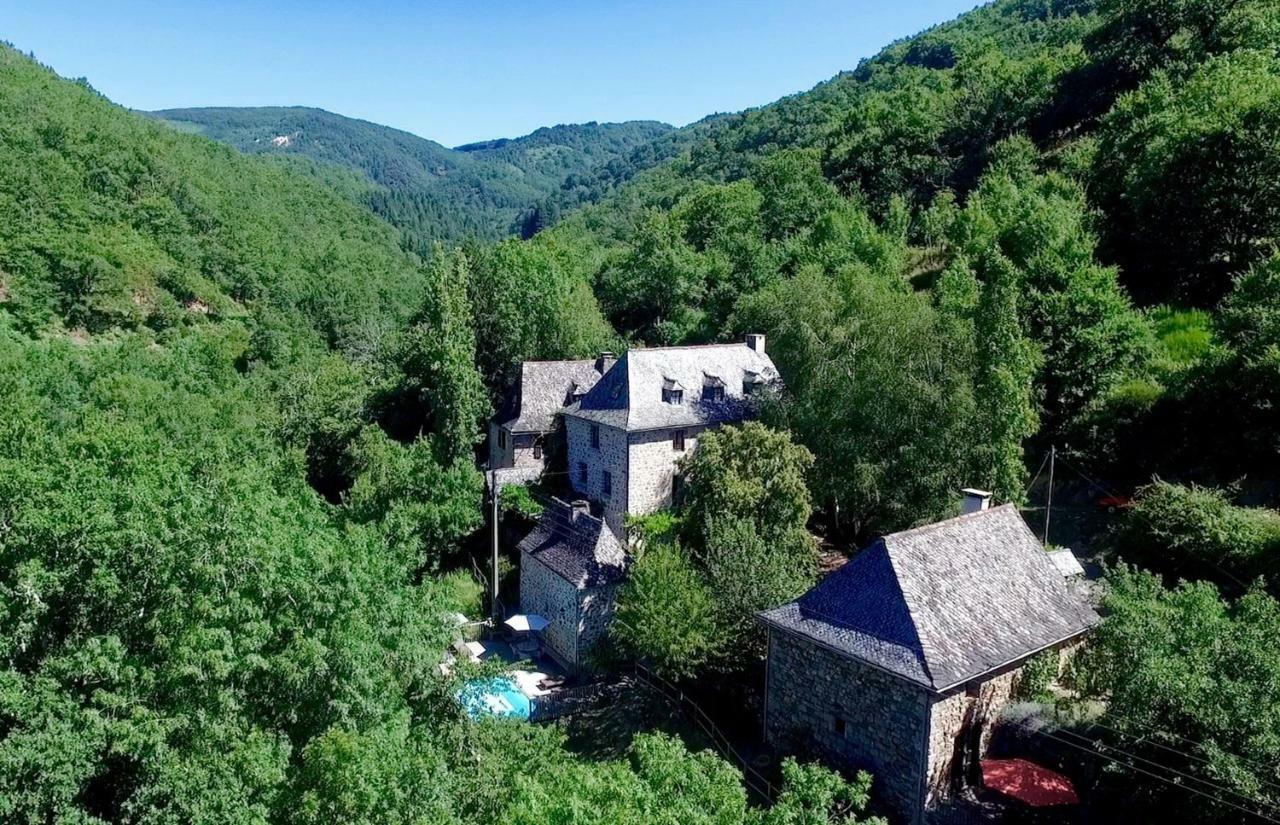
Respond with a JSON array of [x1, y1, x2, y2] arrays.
[[876, 539, 938, 688], [628, 342, 751, 352], [881, 502, 1017, 545]]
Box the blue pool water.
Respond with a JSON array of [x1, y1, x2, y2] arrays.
[[456, 677, 531, 720]]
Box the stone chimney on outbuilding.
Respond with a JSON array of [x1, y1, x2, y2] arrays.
[[745, 333, 766, 354], [570, 499, 591, 523], [595, 351, 616, 375], [961, 488, 993, 514]]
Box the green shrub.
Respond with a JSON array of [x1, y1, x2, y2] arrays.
[[1122, 481, 1280, 586], [499, 483, 544, 519], [1016, 649, 1060, 701]]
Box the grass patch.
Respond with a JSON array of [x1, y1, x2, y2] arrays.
[[1149, 306, 1214, 370]]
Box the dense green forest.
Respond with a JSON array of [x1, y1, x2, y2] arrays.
[[148, 106, 674, 248], [3, 0, 1280, 819], [0, 41, 879, 825]]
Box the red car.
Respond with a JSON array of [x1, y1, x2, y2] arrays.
[[1098, 494, 1132, 513]]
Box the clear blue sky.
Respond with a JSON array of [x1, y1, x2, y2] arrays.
[[1, 0, 979, 147]]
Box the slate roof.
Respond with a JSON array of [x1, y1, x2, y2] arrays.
[[564, 341, 780, 432], [496, 359, 609, 433], [517, 498, 628, 589], [759, 505, 1099, 692]]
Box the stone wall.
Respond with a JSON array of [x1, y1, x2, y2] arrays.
[[519, 550, 581, 668], [488, 422, 511, 469], [924, 668, 1021, 809], [765, 628, 930, 823], [625, 426, 704, 516], [488, 423, 545, 471], [577, 582, 620, 667], [566, 417, 628, 532]]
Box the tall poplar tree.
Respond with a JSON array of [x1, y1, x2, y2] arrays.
[[972, 251, 1040, 502]]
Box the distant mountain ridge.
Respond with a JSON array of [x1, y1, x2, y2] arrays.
[[146, 106, 674, 246]]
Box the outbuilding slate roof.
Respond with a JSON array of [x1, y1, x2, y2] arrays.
[[517, 498, 628, 589], [496, 360, 609, 434], [564, 341, 780, 432], [760, 504, 1099, 692]]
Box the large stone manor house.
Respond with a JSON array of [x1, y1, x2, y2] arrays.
[[491, 335, 779, 670]]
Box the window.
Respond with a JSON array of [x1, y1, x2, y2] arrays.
[[590, 424, 600, 449], [703, 376, 726, 402], [602, 471, 612, 497], [498, 429, 507, 450], [662, 387, 683, 405], [743, 371, 765, 396], [577, 462, 588, 486], [834, 717, 847, 737], [533, 439, 543, 460], [672, 430, 686, 452]]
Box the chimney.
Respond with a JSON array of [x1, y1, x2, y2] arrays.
[[570, 499, 591, 523], [745, 333, 766, 354], [595, 351, 616, 375], [961, 488, 993, 514]]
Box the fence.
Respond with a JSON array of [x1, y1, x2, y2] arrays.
[[631, 662, 778, 803]]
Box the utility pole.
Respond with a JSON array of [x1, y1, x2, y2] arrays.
[[490, 471, 500, 622], [1043, 445, 1055, 546]]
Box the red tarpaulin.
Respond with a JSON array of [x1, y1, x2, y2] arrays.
[[981, 758, 1079, 807]]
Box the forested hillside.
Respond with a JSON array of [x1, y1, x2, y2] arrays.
[[527, 0, 1279, 529], [149, 106, 673, 247], [4, 0, 1280, 819], [0, 41, 879, 825], [502, 0, 1280, 817]]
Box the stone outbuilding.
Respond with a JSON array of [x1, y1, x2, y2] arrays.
[[489, 354, 615, 471], [517, 497, 628, 671], [561, 334, 779, 534], [759, 497, 1098, 824]]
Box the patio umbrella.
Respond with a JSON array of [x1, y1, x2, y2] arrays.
[[504, 613, 550, 633], [981, 758, 1079, 807]]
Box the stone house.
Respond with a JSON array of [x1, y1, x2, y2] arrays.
[[489, 354, 614, 471], [561, 333, 779, 534], [517, 497, 627, 670], [758, 494, 1098, 824], [504, 334, 778, 671]]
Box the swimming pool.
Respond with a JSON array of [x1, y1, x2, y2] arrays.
[[456, 677, 532, 720]]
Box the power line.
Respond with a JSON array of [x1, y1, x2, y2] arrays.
[[1100, 708, 1280, 776], [1064, 723, 1280, 816], [1010, 718, 1280, 823], [1053, 453, 1125, 500], [1084, 716, 1280, 796], [1024, 449, 1051, 497]]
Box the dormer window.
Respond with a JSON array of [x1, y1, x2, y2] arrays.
[[703, 374, 726, 403], [662, 377, 685, 405], [743, 370, 766, 396]]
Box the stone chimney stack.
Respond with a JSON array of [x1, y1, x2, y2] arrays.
[[570, 499, 591, 523], [961, 488, 993, 514], [745, 333, 766, 354], [595, 351, 616, 375]]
